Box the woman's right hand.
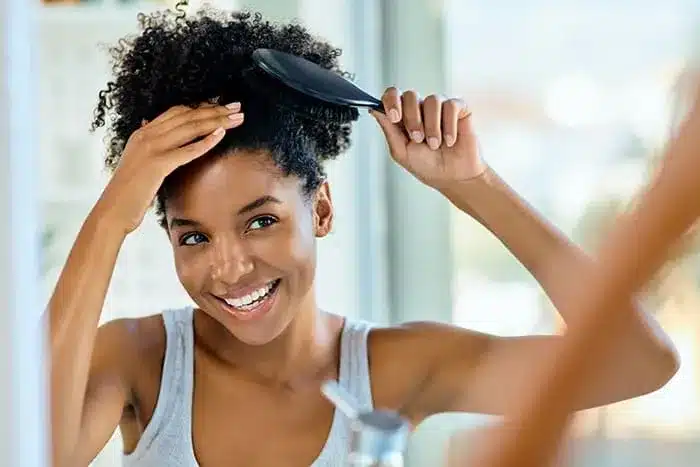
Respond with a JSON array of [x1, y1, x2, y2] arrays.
[[97, 102, 244, 234]]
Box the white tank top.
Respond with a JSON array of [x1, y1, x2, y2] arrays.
[[122, 307, 375, 466]]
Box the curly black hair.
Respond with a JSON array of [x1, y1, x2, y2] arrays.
[[91, 6, 357, 228]]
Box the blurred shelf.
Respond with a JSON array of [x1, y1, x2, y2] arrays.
[[37, 3, 164, 27]]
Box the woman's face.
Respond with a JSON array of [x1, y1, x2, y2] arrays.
[[164, 150, 333, 346]]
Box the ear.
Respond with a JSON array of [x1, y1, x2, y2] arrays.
[[312, 181, 333, 238]]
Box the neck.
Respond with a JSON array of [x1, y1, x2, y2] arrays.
[[195, 298, 345, 389]]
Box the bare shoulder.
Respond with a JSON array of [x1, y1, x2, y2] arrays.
[[96, 313, 165, 360], [367, 321, 493, 420], [92, 312, 167, 395]]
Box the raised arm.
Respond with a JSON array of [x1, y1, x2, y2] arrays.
[[48, 103, 243, 467], [369, 88, 677, 423]]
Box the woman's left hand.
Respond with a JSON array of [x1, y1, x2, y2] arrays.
[[371, 87, 487, 190]]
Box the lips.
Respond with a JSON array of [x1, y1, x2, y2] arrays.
[[213, 279, 281, 321]]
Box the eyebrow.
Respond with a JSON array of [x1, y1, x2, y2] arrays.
[[237, 195, 282, 216], [169, 218, 201, 230], [168, 195, 282, 230]]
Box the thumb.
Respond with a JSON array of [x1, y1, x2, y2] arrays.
[[456, 109, 475, 140], [455, 109, 478, 152], [370, 109, 408, 157]]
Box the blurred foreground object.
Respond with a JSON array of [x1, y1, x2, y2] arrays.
[[321, 381, 410, 466], [448, 76, 700, 467]]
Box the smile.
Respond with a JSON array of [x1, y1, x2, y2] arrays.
[[214, 279, 281, 320]]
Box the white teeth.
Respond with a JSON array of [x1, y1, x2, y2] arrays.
[[224, 281, 275, 309]]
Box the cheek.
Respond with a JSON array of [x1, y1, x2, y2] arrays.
[[288, 214, 317, 263], [288, 229, 317, 266], [173, 249, 209, 289], [255, 219, 316, 268]]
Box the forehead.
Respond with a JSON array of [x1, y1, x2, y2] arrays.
[[166, 150, 302, 214]]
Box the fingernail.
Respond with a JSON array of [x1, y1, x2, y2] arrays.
[[445, 134, 455, 147], [411, 131, 424, 143], [226, 102, 241, 111], [389, 109, 400, 123], [427, 137, 440, 150], [213, 127, 225, 136], [228, 112, 244, 122]]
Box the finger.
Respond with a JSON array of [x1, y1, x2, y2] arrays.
[[147, 105, 193, 127], [422, 94, 443, 150], [442, 98, 465, 147], [195, 102, 221, 111], [169, 126, 228, 167], [401, 90, 424, 143], [155, 112, 244, 150], [381, 87, 402, 123], [142, 103, 221, 132], [152, 103, 241, 137], [456, 103, 474, 142], [370, 109, 408, 158], [155, 103, 240, 134]]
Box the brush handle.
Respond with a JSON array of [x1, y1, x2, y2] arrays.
[[367, 99, 385, 113]]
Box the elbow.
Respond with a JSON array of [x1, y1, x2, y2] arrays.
[[630, 306, 681, 393], [659, 345, 681, 385], [644, 343, 681, 393]]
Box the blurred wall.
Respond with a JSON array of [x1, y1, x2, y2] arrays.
[[1, 1, 47, 466]]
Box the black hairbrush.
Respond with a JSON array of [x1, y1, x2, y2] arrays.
[[244, 48, 385, 122]]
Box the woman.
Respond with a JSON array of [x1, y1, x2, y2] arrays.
[[48, 8, 679, 467]]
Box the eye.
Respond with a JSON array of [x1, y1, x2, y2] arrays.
[[179, 232, 209, 246], [247, 215, 278, 231]]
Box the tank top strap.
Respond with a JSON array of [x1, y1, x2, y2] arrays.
[[123, 306, 195, 464], [338, 318, 375, 411], [311, 317, 376, 467]]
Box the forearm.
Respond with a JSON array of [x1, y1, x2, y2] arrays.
[[439, 168, 677, 369], [47, 196, 127, 465], [440, 168, 598, 315]]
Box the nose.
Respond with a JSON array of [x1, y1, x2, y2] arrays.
[[209, 235, 254, 285]]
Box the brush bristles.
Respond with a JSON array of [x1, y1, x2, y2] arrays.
[[301, 104, 359, 123], [243, 66, 360, 124]]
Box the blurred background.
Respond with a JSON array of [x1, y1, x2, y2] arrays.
[[23, 0, 700, 465]]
